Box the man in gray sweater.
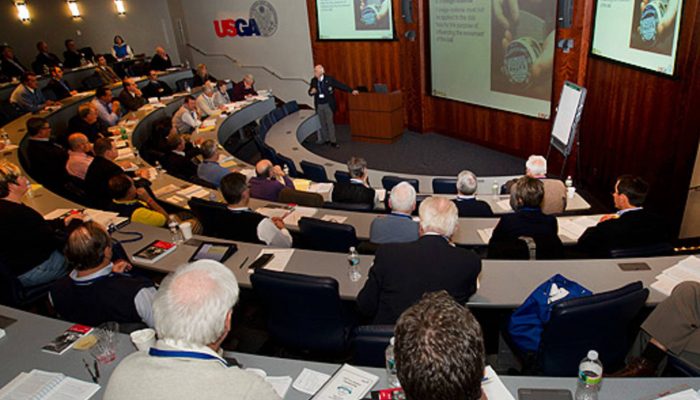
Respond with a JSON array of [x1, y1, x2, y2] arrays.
[[104, 260, 280, 400]]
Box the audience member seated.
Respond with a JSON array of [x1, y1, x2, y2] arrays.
[[395, 291, 486, 400], [10, 72, 57, 113], [231, 74, 257, 101], [63, 39, 89, 69], [214, 80, 231, 106], [249, 159, 294, 201], [0, 160, 80, 287], [85, 138, 138, 205], [33, 41, 62, 74], [50, 221, 157, 327], [577, 175, 671, 257], [111, 35, 134, 61], [612, 281, 700, 376], [150, 46, 173, 71], [141, 70, 173, 99], [161, 132, 200, 180], [503, 155, 567, 215], [94, 54, 121, 85], [369, 182, 419, 244], [65, 133, 94, 180], [66, 103, 108, 145], [332, 157, 376, 208], [357, 197, 481, 324], [453, 170, 493, 217], [220, 172, 293, 247], [192, 63, 217, 87], [196, 82, 225, 117], [24, 117, 69, 186], [104, 260, 281, 400], [172, 95, 201, 134], [109, 174, 168, 227], [45, 66, 78, 100], [91, 86, 121, 126], [197, 139, 230, 188], [1, 45, 28, 79], [488, 176, 563, 259], [118, 78, 147, 112]]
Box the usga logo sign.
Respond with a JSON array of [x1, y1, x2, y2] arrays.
[[213, 0, 278, 38], [214, 18, 261, 37]]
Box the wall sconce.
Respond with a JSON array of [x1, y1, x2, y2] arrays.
[[114, 0, 126, 15], [67, 0, 81, 19], [15, 1, 31, 23]]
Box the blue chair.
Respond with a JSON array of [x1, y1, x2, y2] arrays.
[[175, 77, 194, 92], [432, 178, 458, 194], [258, 114, 275, 140], [334, 170, 351, 184], [270, 107, 286, 123], [300, 160, 330, 183], [253, 135, 280, 165], [188, 198, 264, 244], [298, 217, 359, 253], [382, 175, 419, 192], [276, 154, 299, 177], [608, 243, 674, 258], [351, 325, 394, 367], [282, 100, 299, 115], [250, 269, 355, 354]]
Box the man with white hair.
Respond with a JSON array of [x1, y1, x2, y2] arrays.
[[308, 64, 358, 148], [454, 170, 493, 217], [369, 181, 419, 244], [331, 156, 376, 207], [357, 196, 482, 324], [523, 155, 567, 215], [232, 74, 257, 101], [104, 260, 280, 400], [197, 82, 226, 117]]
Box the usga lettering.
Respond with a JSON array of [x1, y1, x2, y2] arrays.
[[213, 18, 261, 37]]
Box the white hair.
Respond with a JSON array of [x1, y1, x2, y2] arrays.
[[389, 182, 416, 213], [456, 170, 478, 195], [153, 260, 239, 346], [202, 81, 215, 95], [419, 197, 458, 237], [526, 155, 547, 176]]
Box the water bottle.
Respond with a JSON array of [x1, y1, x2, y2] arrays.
[[385, 337, 400, 387], [347, 246, 361, 282], [565, 175, 573, 188], [575, 350, 603, 400], [492, 181, 499, 196], [185, 82, 191, 94], [282, 164, 290, 176], [0, 129, 10, 146], [154, 160, 164, 175], [184, 59, 191, 69], [168, 216, 183, 244]]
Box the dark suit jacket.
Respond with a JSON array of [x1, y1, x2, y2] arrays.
[[332, 181, 375, 207], [66, 115, 108, 145], [192, 73, 217, 87], [141, 80, 173, 99], [161, 151, 198, 180], [25, 139, 69, 188], [308, 75, 353, 112], [85, 156, 123, 206], [577, 209, 671, 258], [1, 57, 27, 79], [231, 81, 257, 101], [33, 52, 62, 73], [149, 53, 172, 71], [357, 235, 482, 324], [454, 197, 494, 217], [489, 208, 563, 259], [118, 90, 147, 112], [95, 66, 120, 85], [45, 78, 73, 100], [63, 50, 85, 69]]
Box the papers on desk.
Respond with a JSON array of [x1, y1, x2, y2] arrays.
[[375, 189, 386, 203], [496, 199, 512, 212], [255, 249, 294, 272], [115, 148, 134, 161], [256, 207, 290, 220], [244, 368, 292, 399], [176, 185, 210, 200], [293, 179, 312, 192], [322, 215, 348, 224], [0, 144, 18, 153], [0, 369, 100, 400], [198, 119, 217, 132], [310, 364, 378, 400], [256, 206, 317, 227], [292, 368, 331, 395], [120, 161, 139, 172], [482, 366, 515, 400], [650, 256, 700, 296], [558, 215, 600, 241], [657, 389, 700, 399], [239, 168, 256, 181], [308, 182, 334, 195], [110, 138, 129, 149], [477, 228, 494, 244], [153, 184, 180, 197], [44, 209, 128, 229]]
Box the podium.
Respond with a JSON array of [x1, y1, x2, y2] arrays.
[[348, 90, 404, 143]]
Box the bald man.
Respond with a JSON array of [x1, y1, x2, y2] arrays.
[[308, 64, 358, 148], [65, 133, 94, 180], [248, 159, 294, 201], [150, 46, 173, 71]]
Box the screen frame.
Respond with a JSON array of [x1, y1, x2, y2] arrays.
[[588, 0, 686, 78], [315, 0, 398, 41]]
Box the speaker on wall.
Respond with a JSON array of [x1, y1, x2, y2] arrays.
[[558, 0, 573, 28], [401, 0, 413, 23]]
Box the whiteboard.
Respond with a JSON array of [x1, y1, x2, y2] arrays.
[[550, 81, 587, 156]]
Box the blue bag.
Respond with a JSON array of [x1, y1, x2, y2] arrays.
[[508, 274, 592, 353]]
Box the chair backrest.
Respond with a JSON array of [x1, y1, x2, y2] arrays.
[[324, 201, 374, 212], [0, 259, 52, 309], [382, 175, 419, 192], [277, 188, 324, 207], [334, 170, 351, 184], [270, 107, 286, 123], [432, 178, 458, 194], [300, 160, 329, 183], [351, 325, 395, 367], [82, 74, 104, 91], [298, 217, 358, 253], [258, 114, 275, 140], [175, 77, 194, 92], [282, 100, 299, 115], [608, 242, 674, 258], [276, 154, 298, 177], [0, 101, 22, 126], [250, 269, 353, 354], [187, 197, 264, 244], [666, 353, 700, 377], [538, 281, 649, 376]]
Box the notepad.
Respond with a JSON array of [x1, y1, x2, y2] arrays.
[[255, 249, 294, 272], [310, 364, 378, 400], [477, 228, 494, 244], [650, 256, 700, 296], [482, 366, 515, 400], [0, 370, 99, 400]]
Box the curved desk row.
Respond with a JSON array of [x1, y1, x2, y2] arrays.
[[0, 64, 97, 103]]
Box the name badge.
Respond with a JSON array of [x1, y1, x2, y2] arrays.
[[319, 94, 325, 99]]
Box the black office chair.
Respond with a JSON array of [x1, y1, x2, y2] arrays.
[[432, 178, 458, 194], [187, 197, 264, 244], [253, 135, 280, 165], [300, 160, 330, 183], [528, 281, 649, 376], [608, 243, 674, 258], [323, 201, 374, 212], [298, 217, 359, 253], [276, 154, 299, 177], [351, 325, 394, 367], [175, 77, 194, 92], [81, 74, 104, 91], [0, 101, 22, 126], [250, 269, 356, 355], [277, 188, 324, 207], [666, 353, 700, 377], [334, 170, 351, 184], [282, 100, 299, 115], [0, 260, 53, 310], [270, 107, 286, 123], [258, 114, 274, 140], [382, 175, 419, 192]]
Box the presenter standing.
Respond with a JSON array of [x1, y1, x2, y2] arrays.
[[308, 65, 358, 148]]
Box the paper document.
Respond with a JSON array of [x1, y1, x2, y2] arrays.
[[321, 215, 348, 224], [115, 148, 134, 161], [153, 184, 180, 197], [558, 215, 601, 241], [482, 366, 515, 400], [477, 228, 494, 244], [651, 256, 700, 296], [176, 185, 210, 199], [256, 207, 291, 220], [283, 207, 318, 227], [265, 376, 292, 398], [292, 368, 331, 395], [375, 189, 386, 203], [256, 249, 294, 272], [311, 364, 378, 400], [308, 182, 334, 194], [657, 389, 700, 399], [0, 369, 100, 400], [201, 119, 217, 128], [496, 199, 512, 211]]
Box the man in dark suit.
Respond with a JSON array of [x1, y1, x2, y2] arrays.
[[118, 78, 147, 112], [66, 103, 108, 145], [85, 138, 127, 206], [357, 197, 482, 325], [332, 156, 376, 208], [150, 47, 173, 71], [33, 41, 62, 74], [454, 170, 493, 217], [45, 66, 77, 100], [577, 175, 671, 257], [1, 46, 27, 80], [231, 74, 257, 101], [63, 39, 88, 69], [308, 64, 358, 148], [141, 70, 173, 99], [24, 117, 68, 189], [160, 132, 200, 180]]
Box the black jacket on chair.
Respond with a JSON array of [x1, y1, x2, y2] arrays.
[[44, 78, 74, 100], [453, 197, 494, 217], [308, 75, 353, 112], [488, 208, 563, 259], [332, 181, 375, 208], [357, 235, 482, 325], [161, 151, 198, 180], [25, 139, 69, 187], [141, 80, 173, 99]]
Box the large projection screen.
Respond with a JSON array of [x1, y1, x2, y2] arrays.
[[316, 0, 395, 40], [429, 0, 557, 119], [591, 0, 684, 75]]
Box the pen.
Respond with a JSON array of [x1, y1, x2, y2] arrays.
[[82, 359, 97, 383], [238, 256, 249, 269], [94, 360, 100, 381]]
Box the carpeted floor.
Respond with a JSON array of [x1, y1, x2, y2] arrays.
[[301, 125, 526, 176]]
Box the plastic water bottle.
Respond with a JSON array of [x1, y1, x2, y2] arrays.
[[168, 216, 183, 244], [347, 246, 361, 282], [154, 160, 164, 175], [565, 175, 573, 188], [185, 82, 191, 93], [385, 337, 400, 387], [575, 350, 603, 400], [282, 164, 290, 176], [492, 181, 500, 196]]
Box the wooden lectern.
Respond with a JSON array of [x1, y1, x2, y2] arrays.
[[348, 90, 404, 143]]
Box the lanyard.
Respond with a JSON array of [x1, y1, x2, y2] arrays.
[[149, 348, 228, 366]]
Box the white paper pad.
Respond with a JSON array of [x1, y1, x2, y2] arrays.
[[651, 256, 700, 296], [307, 182, 334, 194], [321, 215, 348, 224], [115, 148, 134, 161], [253, 249, 295, 272], [375, 189, 386, 203], [292, 368, 331, 396], [176, 185, 209, 199], [311, 364, 378, 400], [256, 207, 290, 220], [477, 228, 494, 244], [482, 366, 515, 400], [153, 184, 180, 197], [265, 376, 292, 398], [283, 207, 318, 227], [496, 199, 512, 211]]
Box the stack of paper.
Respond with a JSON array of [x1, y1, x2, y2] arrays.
[[477, 228, 494, 244], [176, 185, 210, 200], [44, 209, 127, 229], [496, 199, 512, 211], [198, 119, 217, 132], [283, 207, 318, 227], [558, 215, 600, 241], [0, 369, 100, 400], [153, 184, 180, 197], [256, 207, 290, 220], [321, 215, 347, 224], [255, 249, 295, 272], [307, 182, 334, 195], [650, 256, 700, 296], [115, 148, 134, 161]]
